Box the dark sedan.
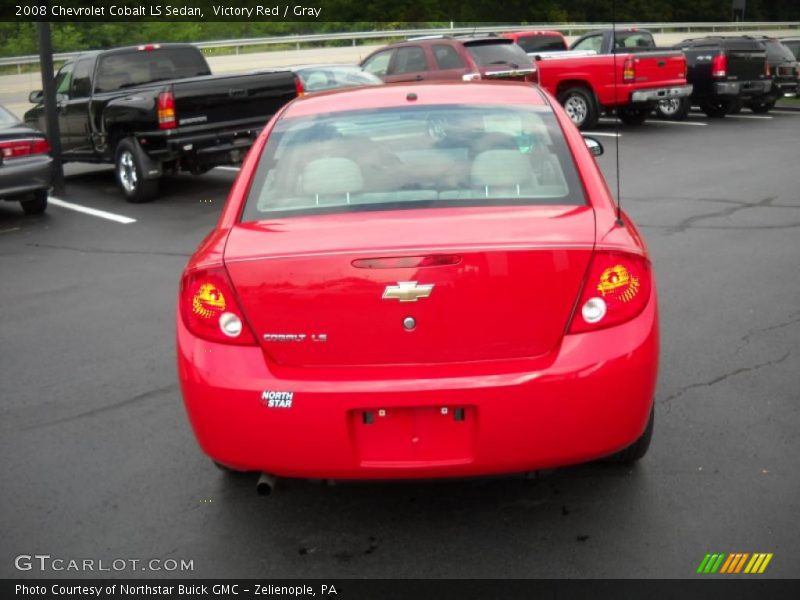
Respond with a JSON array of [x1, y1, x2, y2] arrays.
[[0, 104, 52, 214]]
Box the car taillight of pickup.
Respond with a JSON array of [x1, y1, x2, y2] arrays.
[[24, 43, 300, 203], [530, 28, 692, 129]]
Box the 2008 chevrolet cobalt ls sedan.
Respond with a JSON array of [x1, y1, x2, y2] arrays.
[[177, 82, 658, 486]]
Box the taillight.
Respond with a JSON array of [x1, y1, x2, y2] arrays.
[[462, 72, 482, 81], [765, 61, 771, 77], [711, 53, 727, 78], [623, 57, 636, 82], [294, 75, 305, 98], [179, 267, 256, 345], [0, 138, 50, 159], [157, 91, 176, 129], [568, 252, 652, 334]]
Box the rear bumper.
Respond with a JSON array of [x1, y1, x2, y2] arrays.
[[0, 155, 52, 200], [143, 122, 263, 167], [713, 80, 771, 97], [771, 80, 799, 97], [177, 292, 659, 480], [630, 84, 693, 103]]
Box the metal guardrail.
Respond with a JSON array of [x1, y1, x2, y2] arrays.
[[1, 21, 798, 71]]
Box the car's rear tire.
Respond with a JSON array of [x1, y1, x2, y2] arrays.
[[558, 87, 598, 130], [700, 99, 733, 118], [115, 137, 159, 203], [604, 407, 654, 464], [655, 97, 690, 120], [617, 107, 650, 125], [748, 99, 775, 114], [20, 190, 48, 215]]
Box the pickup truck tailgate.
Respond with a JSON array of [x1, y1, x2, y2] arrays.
[[630, 51, 687, 84], [727, 47, 768, 81], [171, 71, 297, 128]]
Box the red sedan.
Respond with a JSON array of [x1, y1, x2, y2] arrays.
[[177, 82, 658, 491]]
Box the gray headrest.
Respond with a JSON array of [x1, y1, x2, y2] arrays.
[[471, 150, 532, 188], [302, 158, 364, 196]]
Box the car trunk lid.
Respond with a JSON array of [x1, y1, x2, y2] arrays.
[[224, 205, 595, 367]]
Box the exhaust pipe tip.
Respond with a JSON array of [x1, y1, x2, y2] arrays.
[[256, 472, 276, 496]]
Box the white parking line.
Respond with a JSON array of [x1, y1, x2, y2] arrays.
[[726, 114, 773, 120], [215, 166, 241, 172], [581, 131, 622, 138], [49, 197, 137, 224], [647, 119, 707, 126]]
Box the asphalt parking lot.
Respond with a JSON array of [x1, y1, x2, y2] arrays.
[[1, 108, 798, 579]]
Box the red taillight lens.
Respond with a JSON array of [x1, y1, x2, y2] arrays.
[[623, 57, 636, 82], [711, 53, 727, 78], [179, 267, 256, 345], [157, 91, 176, 129], [568, 252, 652, 334], [0, 137, 50, 159], [765, 61, 771, 77], [294, 75, 305, 98]]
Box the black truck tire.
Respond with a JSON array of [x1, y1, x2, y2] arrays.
[[115, 138, 159, 203], [604, 407, 655, 464], [558, 87, 599, 130], [700, 98, 733, 118], [20, 190, 48, 215], [748, 99, 775, 114], [617, 106, 650, 125], [654, 97, 690, 120]]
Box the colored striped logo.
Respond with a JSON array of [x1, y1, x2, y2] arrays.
[[697, 553, 773, 574]]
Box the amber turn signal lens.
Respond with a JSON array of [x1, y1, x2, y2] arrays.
[[192, 282, 226, 319]]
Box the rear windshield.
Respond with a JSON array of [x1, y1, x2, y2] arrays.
[[764, 41, 796, 62], [783, 40, 800, 59], [94, 47, 210, 93], [721, 39, 766, 52], [515, 35, 567, 53], [241, 104, 585, 221], [296, 67, 382, 92], [464, 41, 534, 68]]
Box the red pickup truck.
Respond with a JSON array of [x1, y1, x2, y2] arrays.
[[521, 28, 692, 128]]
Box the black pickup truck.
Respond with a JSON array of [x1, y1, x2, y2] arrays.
[[655, 36, 769, 119], [25, 44, 298, 202]]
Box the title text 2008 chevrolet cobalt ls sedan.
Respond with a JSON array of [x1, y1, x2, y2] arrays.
[[177, 82, 658, 487]]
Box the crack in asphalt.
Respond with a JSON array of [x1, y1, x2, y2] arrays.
[[667, 196, 779, 234], [630, 195, 800, 233], [661, 351, 792, 406], [740, 311, 800, 344], [25, 242, 191, 257], [21, 383, 179, 431], [640, 222, 800, 231], [626, 195, 799, 209]]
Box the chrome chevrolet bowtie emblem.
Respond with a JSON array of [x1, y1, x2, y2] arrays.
[[382, 281, 434, 302]]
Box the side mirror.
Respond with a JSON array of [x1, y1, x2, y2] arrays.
[[583, 136, 604, 157], [28, 90, 43, 104]]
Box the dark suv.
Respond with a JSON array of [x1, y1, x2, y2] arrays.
[[360, 36, 536, 84], [749, 37, 798, 111]]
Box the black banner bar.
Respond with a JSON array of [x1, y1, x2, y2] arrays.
[[4, 580, 800, 600], [4, 0, 800, 23]]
